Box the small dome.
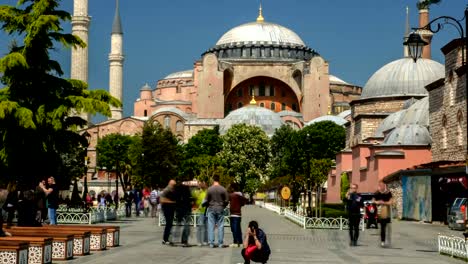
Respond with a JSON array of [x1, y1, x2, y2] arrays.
[[163, 70, 193, 80], [382, 124, 431, 145], [140, 83, 152, 91], [216, 21, 306, 47], [329, 75, 350, 85], [374, 110, 406, 137], [305, 115, 347, 126], [219, 105, 284, 136], [361, 58, 444, 99]]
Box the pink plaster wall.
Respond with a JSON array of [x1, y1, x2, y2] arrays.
[[351, 145, 370, 188], [326, 151, 352, 203]]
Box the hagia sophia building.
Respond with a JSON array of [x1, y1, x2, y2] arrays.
[[77, 0, 468, 224]]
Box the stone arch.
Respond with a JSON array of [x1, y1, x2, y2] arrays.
[[223, 69, 233, 95], [292, 69, 302, 91], [442, 115, 447, 149], [225, 76, 301, 114]]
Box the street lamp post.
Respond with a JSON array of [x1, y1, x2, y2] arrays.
[[404, 6, 468, 176], [305, 133, 312, 217]]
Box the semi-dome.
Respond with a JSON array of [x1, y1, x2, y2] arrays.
[[163, 70, 193, 80], [216, 21, 306, 47], [305, 115, 347, 126], [219, 105, 284, 136], [360, 58, 444, 99]]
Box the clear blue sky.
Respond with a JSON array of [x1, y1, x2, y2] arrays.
[[0, 0, 465, 120]]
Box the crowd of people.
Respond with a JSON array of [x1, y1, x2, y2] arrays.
[[156, 175, 271, 264]]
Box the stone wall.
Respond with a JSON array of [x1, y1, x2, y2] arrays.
[[387, 180, 403, 219], [429, 39, 467, 162]]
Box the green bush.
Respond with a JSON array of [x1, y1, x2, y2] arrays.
[[322, 207, 347, 218]]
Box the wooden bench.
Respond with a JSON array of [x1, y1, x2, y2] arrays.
[[0, 237, 52, 264], [8, 227, 91, 256], [0, 240, 29, 264], [5, 230, 74, 260], [40, 225, 110, 250]]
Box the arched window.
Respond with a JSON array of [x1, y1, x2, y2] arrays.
[[292, 103, 297, 112], [237, 102, 243, 108], [270, 102, 276, 111], [458, 111, 463, 146], [281, 103, 286, 111], [448, 71, 455, 106], [143, 110, 147, 117], [164, 116, 171, 129], [442, 115, 447, 149], [237, 88, 243, 97], [259, 82, 265, 96], [249, 85, 254, 96], [269, 85, 275, 96], [176, 121, 183, 132], [260, 103, 265, 107]]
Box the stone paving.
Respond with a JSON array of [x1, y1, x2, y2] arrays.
[[68, 205, 465, 264]]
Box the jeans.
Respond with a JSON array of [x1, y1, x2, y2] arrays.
[[230, 216, 243, 244], [348, 214, 360, 243], [125, 202, 132, 217], [48, 208, 57, 225], [162, 204, 176, 242], [174, 212, 191, 243], [196, 214, 208, 244], [379, 218, 391, 244], [150, 202, 158, 218], [207, 209, 225, 246]]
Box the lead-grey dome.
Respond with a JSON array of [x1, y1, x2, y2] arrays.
[[305, 115, 347, 126], [219, 105, 284, 136], [216, 21, 305, 47], [382, 124, 431, 145], [361, 58, 444, 99]]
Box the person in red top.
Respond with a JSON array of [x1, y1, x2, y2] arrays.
[[229, 183, 248, 247]]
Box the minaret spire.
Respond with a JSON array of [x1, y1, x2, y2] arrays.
[[109, 0, 125, 120], [257, 1, 265, 22], [404, 6, 410, 57]]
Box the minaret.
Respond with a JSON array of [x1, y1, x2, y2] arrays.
[[417, 5, 433, 59], [403, 6, 410, 57], [109, 0, 124, 120], [71, 0, 91, 122]]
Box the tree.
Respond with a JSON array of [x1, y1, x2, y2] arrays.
[[96, 133, 136, 190], [217, 123, 271, 194], [131, 121, 181, 188], [0, 0, 120, 187], [340, 172, 350, 201], [179, 127, 223, 181]]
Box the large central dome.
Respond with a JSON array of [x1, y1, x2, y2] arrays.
[[216, 21, 306, 47]]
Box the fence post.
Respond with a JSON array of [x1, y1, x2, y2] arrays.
[[193, 214, 197, 228], [303, 216, 306, 229], [339, 217, 343, 230]]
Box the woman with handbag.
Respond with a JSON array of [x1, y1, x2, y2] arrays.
[[373, 180, 393, 247], [241, 221, 271, 264]]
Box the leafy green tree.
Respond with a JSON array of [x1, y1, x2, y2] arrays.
[[179, 127, 223, 181], [309, 159, 333, 191], [217, 123, 271, 194], [340, 172, 350, 201], [96, 133, 136, 190], [131, 121, 181, 188], [0, 0, 120, 187]]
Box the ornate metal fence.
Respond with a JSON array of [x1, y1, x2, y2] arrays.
[[56, 205, 122, 224], [438, 234, 468, 260], [158, 213, 230, 227]]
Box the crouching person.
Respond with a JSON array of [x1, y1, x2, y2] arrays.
[[241, 221, 271, 264]]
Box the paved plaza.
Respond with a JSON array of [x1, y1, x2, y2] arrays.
[[69, 206, 464, 264]]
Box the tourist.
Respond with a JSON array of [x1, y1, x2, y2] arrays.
[[174, 183, 193, 247], [3, 182, 18, 227], [39, 176, 59, 225], [123, 186, 134, 217], [194, 183, 208, 246], [133, 187, 141, 217], [344, 183, 363, 246], [241, 220, 271, 264], [160, 179, 177, 245], [149, 187, 159, 218], [206, 174, 229, 248], [35, 180, 47, 224], [229, 183, 248, 247], [373, 180, 393, 247]]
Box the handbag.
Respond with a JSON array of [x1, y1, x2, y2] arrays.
[[377, 204, 389, 219], [245, 244, 257, 259]]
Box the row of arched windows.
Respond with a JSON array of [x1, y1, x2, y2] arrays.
[[163, 116, 184, 132], [228, 102, 297, 112]]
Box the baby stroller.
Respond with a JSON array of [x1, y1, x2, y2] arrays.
[[364, 202, 378, 229]]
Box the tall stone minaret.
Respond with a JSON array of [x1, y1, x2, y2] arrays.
[[71, 0, 91, 122], [109, 0, 124, 120], [403, 6, 410, 57]]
